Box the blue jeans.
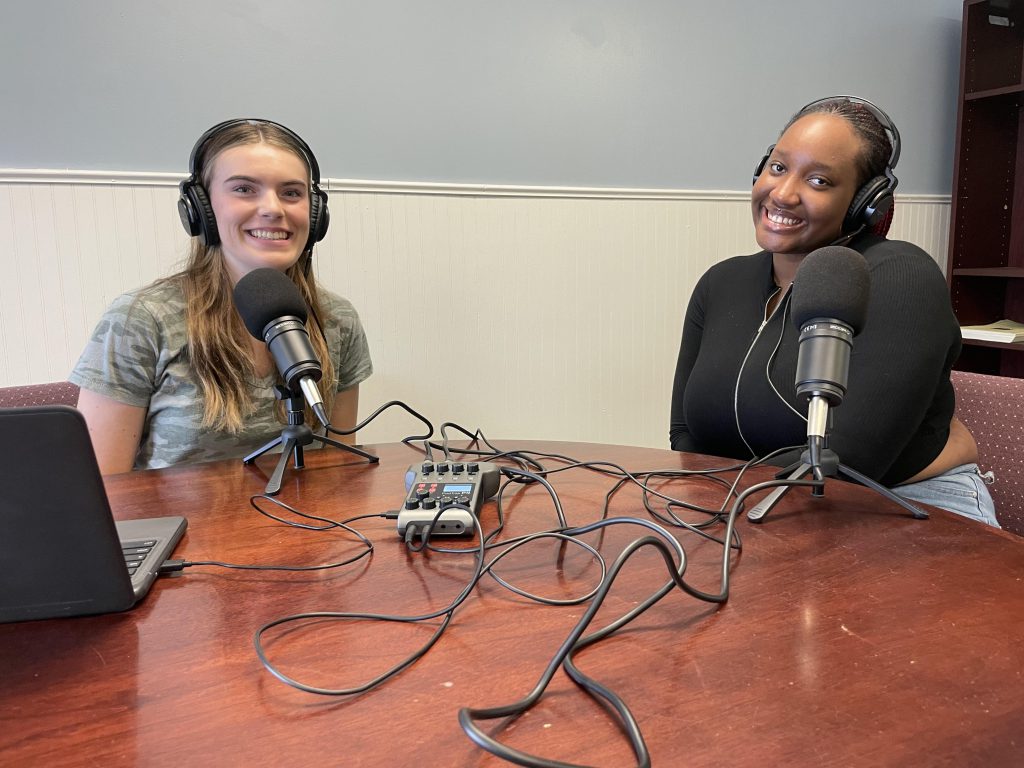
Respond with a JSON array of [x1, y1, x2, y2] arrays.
[[890, 463, 1000, 528]]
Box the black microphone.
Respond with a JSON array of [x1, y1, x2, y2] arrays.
[[790, 246, 870, 443], [232, 268, 329, 427]]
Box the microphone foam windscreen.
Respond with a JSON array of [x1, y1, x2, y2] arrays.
[[790, 246, 871, 334], [232, 268, 309, 340]]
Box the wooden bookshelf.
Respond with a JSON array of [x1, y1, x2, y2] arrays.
[[947, 0, 1024, 377]]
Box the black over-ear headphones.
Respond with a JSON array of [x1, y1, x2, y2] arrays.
[[752, 96, 901, 235], [177, 118, 330, 253]]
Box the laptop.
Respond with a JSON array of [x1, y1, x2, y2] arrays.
[[0, 405, 187, 623]]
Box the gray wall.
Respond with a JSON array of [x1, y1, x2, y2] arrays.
[[0, 0, 964, 193]]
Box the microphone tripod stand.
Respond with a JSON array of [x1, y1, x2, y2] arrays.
[[244, 385, 379, 496], [747, 426, 928, 524]]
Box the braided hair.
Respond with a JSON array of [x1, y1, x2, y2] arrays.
[[783, 98, 893, 189]]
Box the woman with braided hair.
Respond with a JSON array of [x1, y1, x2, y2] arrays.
[[670, 96, 997, 525]]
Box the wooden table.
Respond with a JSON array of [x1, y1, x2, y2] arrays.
[[2, 441, 1022, 767]]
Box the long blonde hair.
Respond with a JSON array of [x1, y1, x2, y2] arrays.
[[174, 121, 336, 432]]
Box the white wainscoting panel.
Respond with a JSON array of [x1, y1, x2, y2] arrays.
[[0, 170, 950, 451]]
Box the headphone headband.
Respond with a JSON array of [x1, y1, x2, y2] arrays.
[[187, 118, 323, 184], [794, 95, 901, 193]]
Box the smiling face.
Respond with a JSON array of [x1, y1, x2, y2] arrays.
[[752, 113, 865, 259], [206, 143, 311, 284]]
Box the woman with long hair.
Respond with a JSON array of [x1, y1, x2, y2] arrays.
[[71, 119, 372, 474]]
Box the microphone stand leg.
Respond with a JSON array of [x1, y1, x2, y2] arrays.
[[264, 437, 300, 497], [747, 464, 811, 523], [243, 435, 285, 464], [312, 435, 380, 463], [836, 463, 929, 520], [243, 429, 306, 496]]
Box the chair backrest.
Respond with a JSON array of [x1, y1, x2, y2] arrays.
[[951, 370, 1024, 536], [0, 381, 81, 409]]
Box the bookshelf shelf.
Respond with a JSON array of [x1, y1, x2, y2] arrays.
[[962, 338, 1024, 351], [952, 267, 1024, 278], [965, 84, 1024, 100]]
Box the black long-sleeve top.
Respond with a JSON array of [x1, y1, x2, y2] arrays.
[[669, 234, 961, 486]]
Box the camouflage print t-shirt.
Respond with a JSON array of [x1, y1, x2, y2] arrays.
[[69, 278, 373, 470]]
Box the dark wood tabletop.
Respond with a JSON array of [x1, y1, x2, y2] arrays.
[[2, 440, 1022, 767]]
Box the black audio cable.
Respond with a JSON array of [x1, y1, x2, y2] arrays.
[[457, 472, 824, 768], [159, 495, 375, 574]]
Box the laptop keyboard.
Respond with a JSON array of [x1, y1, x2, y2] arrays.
[[122, 539, 158, 576]]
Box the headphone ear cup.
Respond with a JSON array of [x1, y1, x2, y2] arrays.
[[177, 184, 201, 238], [752, 145, 774, 186], [307, 186, 330, 250], [181, 182, 219, 246], [843, 176, 892, 234]]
